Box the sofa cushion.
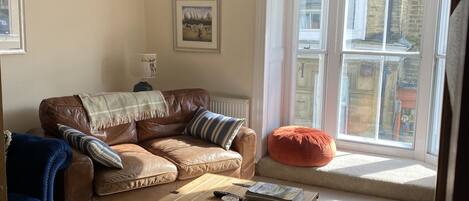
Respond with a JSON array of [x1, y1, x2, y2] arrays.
[[140, 135, 242, 180], [184, 108, 245, 150], [58, 124, 123, 169], [94, 144, 178, 196], [136, 89, 210, 141]]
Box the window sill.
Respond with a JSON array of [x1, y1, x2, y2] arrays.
[[257, 150, 437, 201]]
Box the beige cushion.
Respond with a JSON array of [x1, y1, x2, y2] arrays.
[[94, 144, 178, 196], [141, 135, 242, 180]]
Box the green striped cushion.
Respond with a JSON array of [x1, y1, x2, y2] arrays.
[[57, 124, 123, 169], [184, 109, 245, 150]]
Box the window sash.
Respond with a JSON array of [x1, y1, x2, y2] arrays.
[[427, 0, 451, 156], [287, 0, 443, 163]]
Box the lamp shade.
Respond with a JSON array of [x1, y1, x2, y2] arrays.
[[139, 53, 157, 79]]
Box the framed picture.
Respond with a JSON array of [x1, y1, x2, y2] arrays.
[[173, 0, 220, 53], [0, 0, 25, 55]]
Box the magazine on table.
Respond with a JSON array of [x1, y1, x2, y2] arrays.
[[245, 182, 304, 201]]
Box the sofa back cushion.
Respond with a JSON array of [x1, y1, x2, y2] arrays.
[[137, 89, 210, 142], [39, 95, 138, 146], [39, 89, 209, 145]]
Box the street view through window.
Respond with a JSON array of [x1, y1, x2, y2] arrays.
[[294, 0, 447, 153]]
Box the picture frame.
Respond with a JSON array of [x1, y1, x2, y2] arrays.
[[173, 0, 221, 53], [0, 0, 26, 55]]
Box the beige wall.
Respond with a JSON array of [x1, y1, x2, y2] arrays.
[[144, 0, 255, 98], [1, 0, 147, 131], [0, 0, 256, 132]]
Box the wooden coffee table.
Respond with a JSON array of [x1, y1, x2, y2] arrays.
[[159, 173, 319, 201]]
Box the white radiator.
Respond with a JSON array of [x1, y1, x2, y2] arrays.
[[209, 96, 250, 127]]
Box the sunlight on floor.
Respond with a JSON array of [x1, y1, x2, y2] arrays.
[[324, 151, 437, 188]]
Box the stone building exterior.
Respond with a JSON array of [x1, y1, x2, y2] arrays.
[[365, 0, 424, 50]]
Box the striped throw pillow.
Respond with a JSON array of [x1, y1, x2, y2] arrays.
[[57, 124, 123, 169], [184, 108, 245, 150]]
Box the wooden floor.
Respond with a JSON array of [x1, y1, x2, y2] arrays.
[[157, 173, 395, 201], [159, 174, 319, 201]]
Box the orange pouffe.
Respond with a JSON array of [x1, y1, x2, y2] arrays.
[[268, 126, 336, 167]]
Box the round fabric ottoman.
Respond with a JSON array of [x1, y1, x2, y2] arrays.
[[268, 126, 336, 167]]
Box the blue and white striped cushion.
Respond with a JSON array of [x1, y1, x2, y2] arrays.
[[57, 124, 123, 169], [184, 109, 245, 150]]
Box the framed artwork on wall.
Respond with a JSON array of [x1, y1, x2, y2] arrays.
[[0, 0, 25, 55], [173, 0, 220, 53]]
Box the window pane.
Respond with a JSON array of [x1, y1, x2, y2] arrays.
[[338, 54, 420, 148], [344, 0, 385, 51], [346, 0, 355, 30], [298, 0, 324, 50], [385, 0, 424, 52], [294, 53, 324, 128], [344, 0, 424, 52]]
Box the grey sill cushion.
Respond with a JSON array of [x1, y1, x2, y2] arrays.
[[57, 124, 123, 169]]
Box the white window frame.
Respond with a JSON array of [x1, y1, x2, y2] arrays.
[[284, 0, 445, 164]]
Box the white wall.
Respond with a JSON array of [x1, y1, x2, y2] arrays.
[[253, 0, 286, 160], [1, 0, 147, 131], [144, 0, 256, 98]]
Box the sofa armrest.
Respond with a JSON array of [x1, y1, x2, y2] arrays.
[[232, 127, 257, 179], [64, 149, 94, 201], [28, 128, 94, 201]]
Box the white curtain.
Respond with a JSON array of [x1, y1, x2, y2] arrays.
[[444, 1, 469, 199], [446, 1, 468, 111]]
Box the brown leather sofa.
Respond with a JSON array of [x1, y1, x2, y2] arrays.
[[36, 89, 256, 201]]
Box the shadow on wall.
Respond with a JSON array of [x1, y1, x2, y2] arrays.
[[101, 53, 127, 92], [4, 107, 39, 132], [100, 12, 129, 92], [99, 1, 147, 93]]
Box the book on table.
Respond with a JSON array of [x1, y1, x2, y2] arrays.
[[245, 182, 304, 201]]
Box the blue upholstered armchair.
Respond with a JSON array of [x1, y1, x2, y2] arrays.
[[6, 133, 72, 201]]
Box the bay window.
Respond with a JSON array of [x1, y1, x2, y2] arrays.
[[290, 0, 449, 162]]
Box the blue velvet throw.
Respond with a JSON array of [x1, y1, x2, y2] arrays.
[[8, 193, 41, 201], [6, 133, 72, 201]]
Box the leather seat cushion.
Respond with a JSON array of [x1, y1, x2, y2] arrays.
[[94, 144, 178, 196], [140, 135, 242, 180]]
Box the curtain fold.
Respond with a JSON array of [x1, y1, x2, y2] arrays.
[[445, 1, 468, 112], [436, 0, 469, 200]]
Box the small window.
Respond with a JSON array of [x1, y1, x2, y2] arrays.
[[299, 12, 321, 30]]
